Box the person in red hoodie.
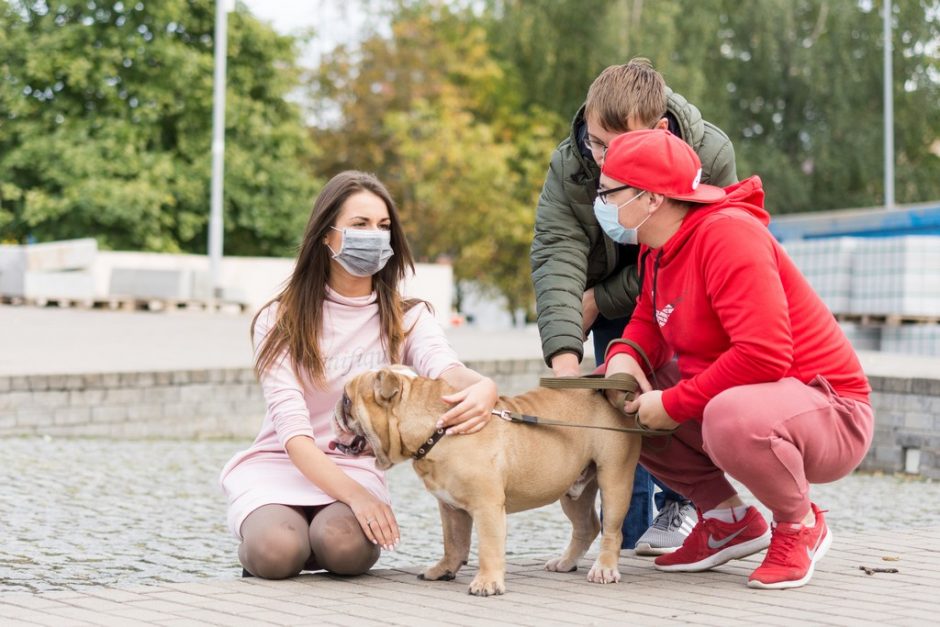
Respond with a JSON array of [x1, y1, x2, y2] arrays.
[[598, 129, 873, 589]]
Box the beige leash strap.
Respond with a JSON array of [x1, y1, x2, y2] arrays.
[[539, 341, 675, 437], [539, 372, 639, 394]]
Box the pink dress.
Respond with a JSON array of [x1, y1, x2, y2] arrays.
[[220, 287, 462, 539]]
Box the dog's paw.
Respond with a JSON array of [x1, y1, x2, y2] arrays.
[[544, 556, 578, 573], [586, 560, 621, 584], [467, 575, 506, 597], [418, 566, 457, 581]]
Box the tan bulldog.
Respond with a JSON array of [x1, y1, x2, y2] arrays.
[[332, 366, 641, 597]]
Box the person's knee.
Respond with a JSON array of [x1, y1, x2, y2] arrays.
[[310, 504, 380, 576], [702, 387, 754, 461], [239, 526, 309, 580]]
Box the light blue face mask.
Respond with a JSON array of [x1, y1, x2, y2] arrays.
[[593, 190, 648, 245]]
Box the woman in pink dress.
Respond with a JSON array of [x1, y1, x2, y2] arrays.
[[220, 171, 498, 579]]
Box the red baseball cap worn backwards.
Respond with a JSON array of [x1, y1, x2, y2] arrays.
[[601, 129, 727, 204]]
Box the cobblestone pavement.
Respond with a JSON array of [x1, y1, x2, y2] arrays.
[[2, 437, 939, 595], [2, 527, 939, 626]]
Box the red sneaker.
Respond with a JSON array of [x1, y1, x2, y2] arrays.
[[747, 503, 832, 589], [654, 505, 770, 572]]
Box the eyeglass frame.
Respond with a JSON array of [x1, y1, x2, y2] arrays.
[[596, 183, 634, 203], [582, 135, 608, 160], [583, 117, 666, 161]]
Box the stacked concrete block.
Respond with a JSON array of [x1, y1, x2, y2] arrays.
[[838, 322, 882, 351], [0, 238, 98, 301], [881, 325, 940, 356], [23, 271, 96, 303], [109, 268, 195, 301], [23, 238, 97, 272], [849, 236, 940, 317], [0, 245, 26, 296], [190, 270, 212, 300], [783, 238, 857, 313]]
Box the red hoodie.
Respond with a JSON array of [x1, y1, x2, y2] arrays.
[[606, 176, 871, 423]]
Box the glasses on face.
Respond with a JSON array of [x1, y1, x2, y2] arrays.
[[597, 183, 633, 204], [582, 135, 608, 159]]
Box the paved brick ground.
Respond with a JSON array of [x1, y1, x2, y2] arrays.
[[2, 526, 936, 626]]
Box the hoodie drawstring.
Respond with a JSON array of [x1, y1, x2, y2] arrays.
[[651, 249, 663, 318]]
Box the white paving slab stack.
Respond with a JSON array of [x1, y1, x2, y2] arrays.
[[109, 268, 194, 301], [783, 237, 857, 313], [838, 322, 882, 351], [881, 325, 940, 356], [849, 236, 940, 317], [22, 238, 97, 273], [0, 238, 97, 301], [22, 271, 96, 303], [0, 245, 26, 297]]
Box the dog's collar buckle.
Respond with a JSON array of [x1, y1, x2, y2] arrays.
[[412, 427, 446, 461], [491, 409, 512, 422]]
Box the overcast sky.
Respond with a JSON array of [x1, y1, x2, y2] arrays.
[[240, 0, 369, 67]]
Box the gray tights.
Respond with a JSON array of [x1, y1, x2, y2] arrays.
[[238, 502, 380, 579]]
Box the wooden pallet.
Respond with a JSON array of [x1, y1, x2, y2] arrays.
[[834, 312, 940, 326], [0, 295, 248, 314]]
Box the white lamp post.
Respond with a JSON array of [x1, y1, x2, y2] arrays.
[[208, 0, 235, 300], [883, 0, 895, 210]]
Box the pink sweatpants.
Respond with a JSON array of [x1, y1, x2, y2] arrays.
[[639, 364, 874, 522]]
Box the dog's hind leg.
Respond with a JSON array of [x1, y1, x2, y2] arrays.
[[545, 477, 600, 573], [587, 455, 637, 584], [419, 501, 472, 582]]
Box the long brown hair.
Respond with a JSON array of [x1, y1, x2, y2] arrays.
[[252, 171, 418, 387]]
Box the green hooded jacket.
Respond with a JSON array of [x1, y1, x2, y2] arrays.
[[530, 89, 738, 366]]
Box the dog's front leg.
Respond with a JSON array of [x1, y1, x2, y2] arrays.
[[467, 503, 507, 597], [419, 501, 471, 582]]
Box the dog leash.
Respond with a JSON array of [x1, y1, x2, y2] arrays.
[[417, 340, 673, 460], [534, 339, 675, 437], [489, 407, 674, 436]]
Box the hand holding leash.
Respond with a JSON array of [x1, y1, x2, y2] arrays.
[[626, 390, 680, 432]]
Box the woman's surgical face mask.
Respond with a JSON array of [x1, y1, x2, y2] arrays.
[[327, 227, 394, 277], [593, 189, 649, 245]]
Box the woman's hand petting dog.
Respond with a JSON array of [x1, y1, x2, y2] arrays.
[[437, 376, 498, 435]]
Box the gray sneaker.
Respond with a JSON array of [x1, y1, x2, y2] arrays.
[[634, 499, 697, 556]]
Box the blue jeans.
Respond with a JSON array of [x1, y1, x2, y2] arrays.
[[592, 313, 686, 549]]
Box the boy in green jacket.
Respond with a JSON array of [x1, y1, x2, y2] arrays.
[[530, 58, 738, 553]]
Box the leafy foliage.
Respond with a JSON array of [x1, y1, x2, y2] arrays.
[[2, 0, 938, 318], [482, 0, 940, 213], [309, 1, 561, 318], [0, 0, 316, 254]]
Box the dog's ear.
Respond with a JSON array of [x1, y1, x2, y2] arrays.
[[373, 369, 402, 406]]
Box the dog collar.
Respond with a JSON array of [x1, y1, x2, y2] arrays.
[[412, 427, 446, 460]]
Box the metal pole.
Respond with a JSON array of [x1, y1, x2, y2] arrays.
[[209, 0, 230, 299], [883, 0, 895, 210]]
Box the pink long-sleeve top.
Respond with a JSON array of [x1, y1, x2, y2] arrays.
[[220, 287, 462, 538]]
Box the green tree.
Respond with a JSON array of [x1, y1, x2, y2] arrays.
[[481, 0, 940, 213], [310, 1, 561, 319], [0, 0, 316, 255]]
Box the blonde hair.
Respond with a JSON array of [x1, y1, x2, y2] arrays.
[[584, 57, 667, 133]]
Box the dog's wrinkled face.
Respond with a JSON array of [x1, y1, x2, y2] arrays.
[[330, 367, 411, 469]]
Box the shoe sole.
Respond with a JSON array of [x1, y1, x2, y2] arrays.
[[654, 530, 772, 572], [747, 527, 833, 590], [635, 543, 679, 556]]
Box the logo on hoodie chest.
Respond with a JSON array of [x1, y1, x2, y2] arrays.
[[654, 296, 683, 328], [655, 304, 674, 327]]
